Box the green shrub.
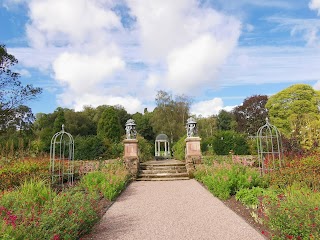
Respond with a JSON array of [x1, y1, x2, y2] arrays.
[[269, 155, 320, 191], [262, 183, 320, 239], [212, 131, 250, 155], [172, 135, 187, 160], [74, 135, 106, 160], [80, 161, 129, 201], [235, 187, 265, 208], [138, 135, 153, 162], [194, 162, 267, 200], [0, 161, 129, 239], [0, 158, 49, 190]]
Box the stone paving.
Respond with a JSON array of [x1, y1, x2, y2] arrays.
[[82, 180, 265, 240]]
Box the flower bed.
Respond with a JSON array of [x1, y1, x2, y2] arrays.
[[196, 155, 320, 239], [0, 160, 130, 239]]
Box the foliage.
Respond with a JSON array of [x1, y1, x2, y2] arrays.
[[216, 110, 236, 131], [233, 95, 268, 136], [0, 45, 42, 134], [0, 181, 98, 239], [0, 161, 129, 239], [151, 90, 192, 143], [172, 135, 187, 160], [137, 135, 153, 162], [235, 187, 266, 208], [102, 140, 123, 159], [64, 109, 96, 136], [200, 137, 214, 155], [0, 157, 49, 190], [212, 131, 250, 155], [268, 154, 320, 192], [132, 112, 155, 141], [266, 84, 320, 138], [74, 135, 106, 160], [80, 161, 129, 201], [97, 106, 122, 143], [197, 116, 217, 139], [194, 162, 267, 200], [260, 183, 320, 239]]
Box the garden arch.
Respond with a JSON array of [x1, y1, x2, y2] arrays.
[[257, 118, 283, 175], [155, 134, 171, 159], [50, 125, 74, 186]]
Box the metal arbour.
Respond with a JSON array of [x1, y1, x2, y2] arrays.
[[257, 118, 284, 175], [50, 125, 74, 186]]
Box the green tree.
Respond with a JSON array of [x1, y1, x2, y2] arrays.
[[217, 110, 236, 131], [151, 90, 192, 143], [197, 115, 217, 138], [132, 112, 155, 142], [64, 109, 96, 136], [233, 95, 268, 136], [266, 84, 320, 136], [97, 106, 122, 143], [0, 44, 41, 133], [53, 107, 66, 133]]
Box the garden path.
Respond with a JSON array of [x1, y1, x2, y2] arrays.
[[82, 179, 265, 240]]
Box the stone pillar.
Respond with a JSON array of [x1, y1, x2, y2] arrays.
[[123, 139, 139, 179], [185, 137, 202, 177]]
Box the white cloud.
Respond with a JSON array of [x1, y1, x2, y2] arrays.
[[166, 34, 236, 94], [53, 49, 125, 93], [191, 98, 235, 117], [309, 0, 320, 15], [26, 0, 121, 48], [267, 16, 320, 47], [25, 0, 240, 111], [128, 0, 241, 94], [58, 93, 143, 114]]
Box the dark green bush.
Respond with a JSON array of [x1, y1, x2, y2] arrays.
[[74, 135, 106, 160], [137, 135, 153, 162], [212, 131, 250, 155], [172, 135, 186, 160]]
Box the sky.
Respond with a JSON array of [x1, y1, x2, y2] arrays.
[[1, 0, 320, 117]]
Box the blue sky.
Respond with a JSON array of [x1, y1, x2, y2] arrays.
[[1, 0, 320, 117]]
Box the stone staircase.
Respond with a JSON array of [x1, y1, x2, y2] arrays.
[[137, 159, 189, 181]]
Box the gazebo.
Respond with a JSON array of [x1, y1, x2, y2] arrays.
[[155, 134, 171, 160]]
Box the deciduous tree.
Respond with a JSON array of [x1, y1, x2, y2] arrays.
[[266, 84, 320, 136], [233, 95, 268, 136], [0, 45, 41, 132]]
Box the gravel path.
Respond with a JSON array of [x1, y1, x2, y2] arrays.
[[82, 180, 265, 240]]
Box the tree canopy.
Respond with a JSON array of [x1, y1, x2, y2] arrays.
[[233, 95, 268, 136], [0, 45, 41, 133], [266, 84, 320, 136], [150, 90, 192, 143]]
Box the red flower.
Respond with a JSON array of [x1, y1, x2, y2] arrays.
[[53, 234, 60, 240]]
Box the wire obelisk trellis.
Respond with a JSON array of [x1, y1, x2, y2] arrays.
[[50, 125, 74, 186], [257, 118, 284, 175]]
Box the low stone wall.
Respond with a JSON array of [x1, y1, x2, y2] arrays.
[[231, 155, 257, 167]]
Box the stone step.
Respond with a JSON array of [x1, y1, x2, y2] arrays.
[[140, 169, 187, 174], [140, 165, 187, 171], [138, 172, 189, 179], [136, 177, 190, 181]]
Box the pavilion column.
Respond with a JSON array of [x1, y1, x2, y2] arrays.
[[164, 141, 167, 157]]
